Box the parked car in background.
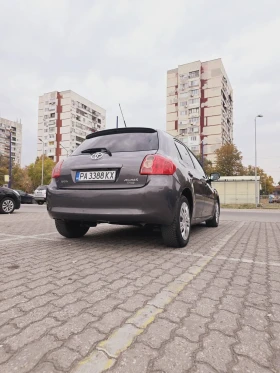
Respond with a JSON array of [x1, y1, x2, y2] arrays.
[[0, 187, 21, 214], [47, 127, 220, 248], [269, 194, 276, 203], [34, 185, 48, 205], [15, 190, 34, 204]]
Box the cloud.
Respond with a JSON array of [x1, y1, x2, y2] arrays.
[[0, 0, 279, 182]]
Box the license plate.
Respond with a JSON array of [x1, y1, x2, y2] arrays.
[[75, 170, 116, 182]]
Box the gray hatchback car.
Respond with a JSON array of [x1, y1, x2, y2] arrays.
[[47, 127, 220, 248]]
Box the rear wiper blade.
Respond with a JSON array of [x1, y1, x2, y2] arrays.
[[81, 147, 112, 156]]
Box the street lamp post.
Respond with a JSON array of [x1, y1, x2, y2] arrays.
[[38, 138, 44, 185], [8, 130, 12, 188], [255, 114, 263, 207]]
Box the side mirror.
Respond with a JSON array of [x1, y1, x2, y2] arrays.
[[210, 173, 220, 181]]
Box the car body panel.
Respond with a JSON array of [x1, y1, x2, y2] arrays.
[[48, 175, 181, 225], [47, 128, 219, 226], [34, 185, 48, 202], [16, 190, 34, 204], [0, 187, 21, 210], [56, 150, 155, 190]]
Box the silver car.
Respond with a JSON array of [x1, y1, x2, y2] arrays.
[[34, 185, 48, 205]]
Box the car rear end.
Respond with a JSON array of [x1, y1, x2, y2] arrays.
[[34, 186, 47, 204], [47, 128, 180, 226]]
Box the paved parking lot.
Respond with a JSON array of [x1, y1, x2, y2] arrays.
[[1, 205, 280, 373]]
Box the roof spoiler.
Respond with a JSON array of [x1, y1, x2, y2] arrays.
[[86, 127, 157, 140]]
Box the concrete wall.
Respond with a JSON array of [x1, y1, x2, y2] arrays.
[[212, 180, 260, 204]]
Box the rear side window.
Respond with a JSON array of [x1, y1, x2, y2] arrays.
[[72, 132, 159, 154], [188, 151, 206, 177], [37, 186, 48, 190], [175, 141, 194, 168]]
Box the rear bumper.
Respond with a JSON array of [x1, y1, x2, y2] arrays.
[[47, 177, 180, 225], [34, 196, 46, 202]]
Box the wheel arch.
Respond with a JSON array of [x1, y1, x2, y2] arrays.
[[181, 187, 193, 219]]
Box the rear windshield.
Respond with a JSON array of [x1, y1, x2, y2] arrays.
[[72, 132, 159, 155], [37, 185, 48, 190]]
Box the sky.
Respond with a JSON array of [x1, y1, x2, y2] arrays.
[[0, 0, 279, 183]]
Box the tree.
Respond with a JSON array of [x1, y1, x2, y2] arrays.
[[202, 158, 214, 176], [12, 165, 33, 192], [27, 156, 55, 191], [214, 144, 244, 176], [244, 165, 274, 194], [0, 154, 9, 185]]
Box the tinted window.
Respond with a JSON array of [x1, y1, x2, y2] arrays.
[[175, 141, 194, 168], [72, 132, 159, 155], [188, 151, 205, 176]]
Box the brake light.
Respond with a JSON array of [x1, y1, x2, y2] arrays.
[[140, 155, 176, 175], [52, 160, 64, 178]]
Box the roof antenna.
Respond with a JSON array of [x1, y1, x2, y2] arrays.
[[119, 103, 127, 128]]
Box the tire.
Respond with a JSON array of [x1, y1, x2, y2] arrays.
[[0, 197, 15, 214], [37, 201, 44, 205], [206, 200, 220, 227], [161, 196, 191, 248], [55, 220, 89, 238]]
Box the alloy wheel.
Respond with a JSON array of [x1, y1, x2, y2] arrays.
[[2, 199, 14, 213], [215, 202, 220, 223], [180, 202, 190, 240]]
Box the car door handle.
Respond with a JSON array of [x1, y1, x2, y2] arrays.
[[188, 171, 193, 178]]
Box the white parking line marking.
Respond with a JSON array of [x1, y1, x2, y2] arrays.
[[0, 232, 59, 243], [174, 251, 280, 267], [73, 222, 245, 373]]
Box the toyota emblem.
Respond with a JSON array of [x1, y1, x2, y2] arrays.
[[91, 152, 103, 160]]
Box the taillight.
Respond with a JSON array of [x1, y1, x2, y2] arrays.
[[52, 160, 64, 178], [140, 155, 176, 175]]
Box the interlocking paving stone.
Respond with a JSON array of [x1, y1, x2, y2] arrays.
[[0, 208, 280, 372]]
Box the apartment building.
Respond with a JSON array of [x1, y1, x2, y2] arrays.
[[166, 58, 233, 162], [0, 117, 22, 164], [37, 90, 106, 163]]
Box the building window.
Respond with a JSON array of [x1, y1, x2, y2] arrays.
[[50, 113, 55, 118], [190, 89, 199, 96], [98, 119, 101, 124], [180, 101, 187, 106], [189, 108, 199, 114], [190, 136, 197, 141], [45, 101, 49, 105], [180, 111, 187, 116], [180, 92, 188, 98], [189, 70, 199, 78], [189, 80, 199, 87], [189, 117, 199, 124], [191, 145, 199, 151], [189, 98, 200, 105], [179, 120, 188, 125]]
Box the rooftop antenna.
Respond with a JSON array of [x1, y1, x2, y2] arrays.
[[119, 103, 127, 128]]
